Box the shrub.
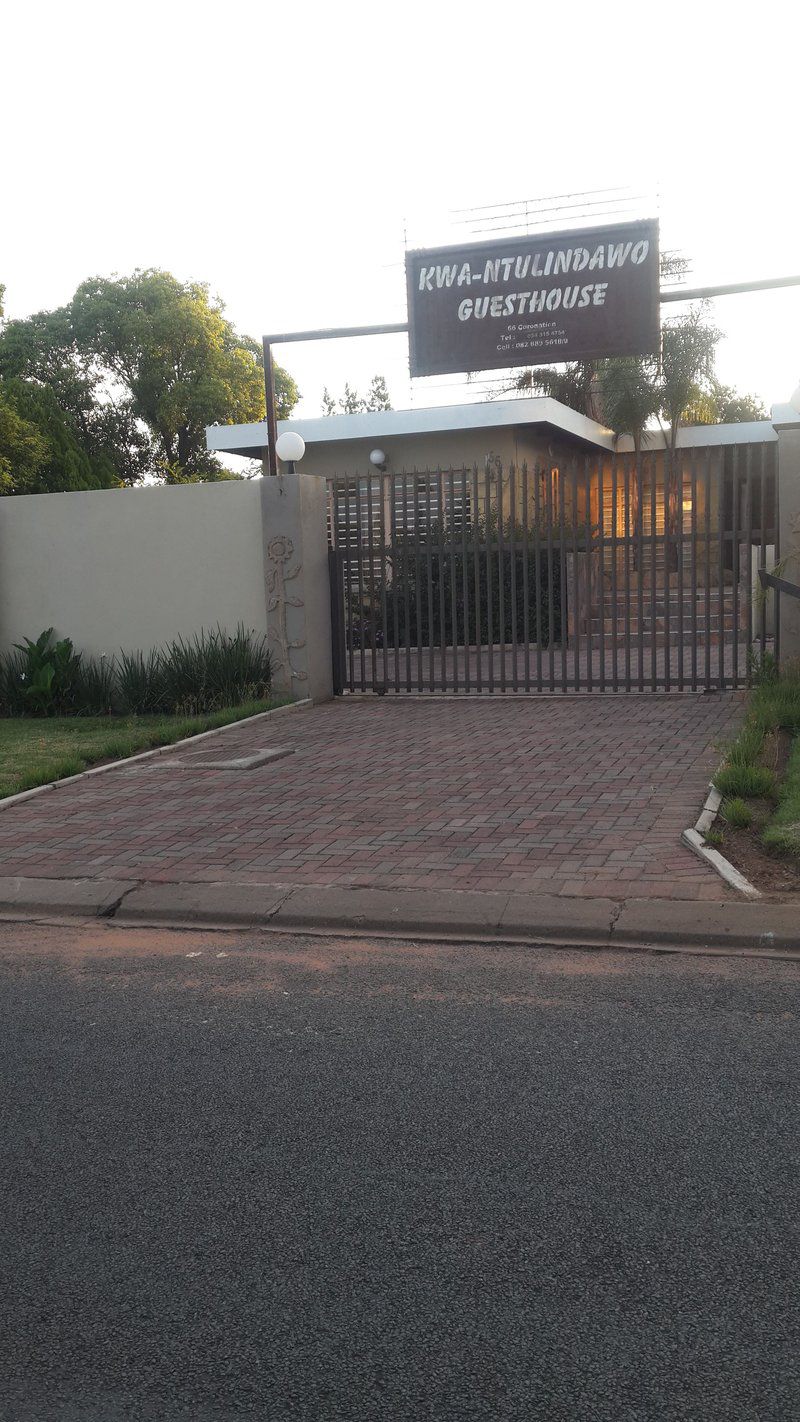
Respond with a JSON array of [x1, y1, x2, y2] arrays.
[[117, 649, 166, 715], [704, 827, 725, 847], [3, 629, 84, 716], [714, 764, 776, 799], [747, 647, 779, 687], [1, 626, 272, 719], [159, 626, 272, 715], [378, 513, 563, 650], [722, 797, 752, 829], [72, 656, 116, 716]]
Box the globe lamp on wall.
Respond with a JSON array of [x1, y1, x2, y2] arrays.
[[275, 430, 306, 474], [370, 449, 387, 471]]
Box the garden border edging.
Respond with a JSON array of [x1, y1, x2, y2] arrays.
[[682, 783, 762, 899], [0, 698, 313, 811]]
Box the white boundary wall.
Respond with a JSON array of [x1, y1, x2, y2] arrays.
[[0, 474, 332, 702]]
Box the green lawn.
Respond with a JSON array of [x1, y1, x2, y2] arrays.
[[762, 735, 800, 857], [712, 663, 800, 861], [0, 700, 281, 800]]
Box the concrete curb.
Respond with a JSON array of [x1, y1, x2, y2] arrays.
[[682, 782, 762, 900], [0, 698, 313, 812], [0, 877, 797, 958]]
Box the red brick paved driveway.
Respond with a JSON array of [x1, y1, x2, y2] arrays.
[[0, 695, 743, 901]]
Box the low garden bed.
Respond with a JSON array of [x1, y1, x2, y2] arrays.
[[705, 662, 800, 895]]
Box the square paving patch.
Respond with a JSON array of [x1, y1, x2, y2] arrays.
[[0, 695, 743, 901]]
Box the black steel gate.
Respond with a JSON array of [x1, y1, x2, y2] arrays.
[[328, 445, 778, 694]]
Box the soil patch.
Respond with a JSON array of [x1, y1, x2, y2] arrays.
[[715, 731, 800, 897]]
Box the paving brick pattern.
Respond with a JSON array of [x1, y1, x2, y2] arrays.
[[0, 695, 743, 901]]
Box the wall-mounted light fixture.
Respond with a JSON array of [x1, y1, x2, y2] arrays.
[[275, 430, 306, 475], [369, 449, 387, 472]]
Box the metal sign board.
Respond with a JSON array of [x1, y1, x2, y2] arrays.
[[405, 218, 660, 377]]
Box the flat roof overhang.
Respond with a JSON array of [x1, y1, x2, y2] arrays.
[[206, 396, 618, 460], [206, 397, 780, 462]]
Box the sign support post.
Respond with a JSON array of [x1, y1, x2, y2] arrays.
[[262, 339, 279, 478]]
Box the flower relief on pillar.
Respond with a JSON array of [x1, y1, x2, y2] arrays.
[[266, 535, 307, 686]]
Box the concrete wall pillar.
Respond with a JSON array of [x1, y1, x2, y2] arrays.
[[259, 472, 333, 702], [773, 389, 800, 665]]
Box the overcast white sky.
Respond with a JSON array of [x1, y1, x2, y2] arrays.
[[3, 0, 798, 423]]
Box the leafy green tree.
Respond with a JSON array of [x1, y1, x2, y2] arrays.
[[1, 379, 120, 494], [0, 299, 147, 486], [322, 374, 392, 415], [69, 271, 298, 479], [0, 386, 48, 493], [683, 378, 767, 425], [0, 270, 300, 488]]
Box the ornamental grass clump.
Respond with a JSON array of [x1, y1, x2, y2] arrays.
[[714, 763, 776, 799], [722, 797, 752, 830], [158, 626, 272, 715], [117, 649, 166, 715]]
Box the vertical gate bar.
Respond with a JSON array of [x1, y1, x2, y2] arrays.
[[379, 471, 391, 691], [558, 463, 567, 693], [437, 470, 448, 690], [342, 481, 355, 693], [546, 464, 556, 691], [744, 444, 754, 680], [569, 459, 579, 692], [609, 452, 618, 692], [689, 445, 698, 691], [704, 447, 712, 690], [676, 448, 685, 691], [509, 464, 519, 691], [521, 463, 531, 691], [635, 452, 645, 692], [448, 468, 459, 692], [366, 471, 378, 690], [426, 474, 436, 692], [649, 451, 658, 692], [533, 464, 543, 692], [354, 476, 367, 691], [328, 548, 341, 695], [472, 466, 483, 693], [774, 446, 781, 668], [389, 471, 400, 692], [664, 449, 672, 692], [597, 456, 606, 692], [718, 450, 726, 690], [496, 463, 507, 692], [731, 445, 740, 687], [584, 456, 594, 692], [414, 473, 424, 692], [403, 472, 412, 692], [484, 462, 495, 692], [460, 468, 472, 693], [759, 443, 768, 658], [625, 455, 633, 693]]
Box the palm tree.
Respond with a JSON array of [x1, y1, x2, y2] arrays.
[[510, 361, 602, 420], [659, 305, 721, 567], [597, 356, 660, 567]]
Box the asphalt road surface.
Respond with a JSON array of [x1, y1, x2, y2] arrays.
[[2, 921, 799, 1421]]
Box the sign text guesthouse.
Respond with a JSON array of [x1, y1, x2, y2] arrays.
[[405, 218, 660, 377]]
